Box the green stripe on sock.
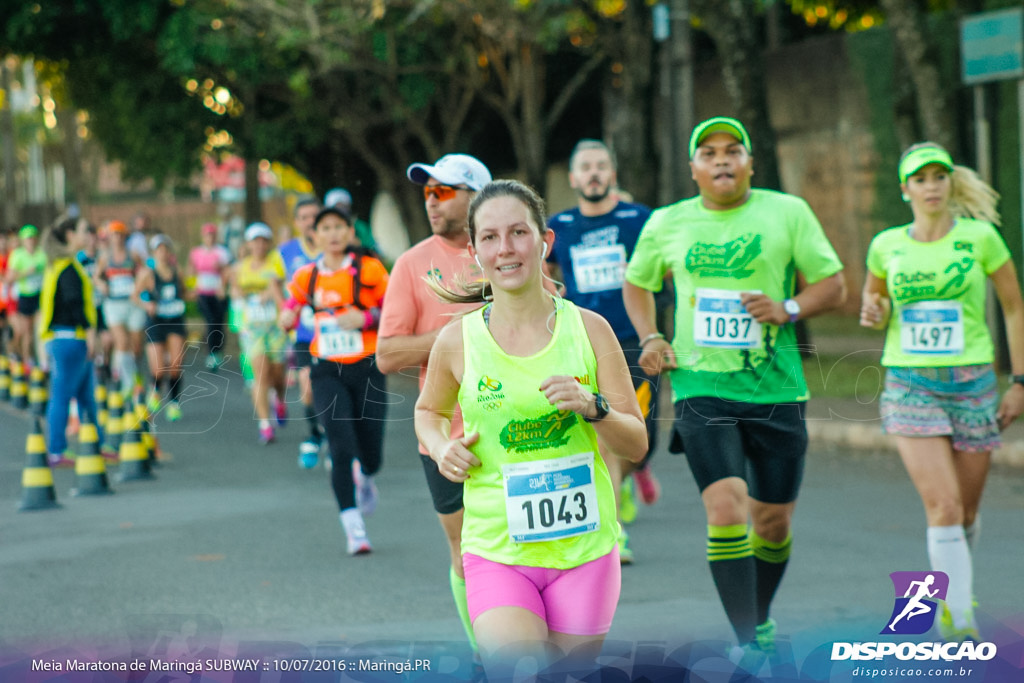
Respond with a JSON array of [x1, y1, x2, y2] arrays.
[[708, 524, 752, 562], [749, 530, 792, 564]]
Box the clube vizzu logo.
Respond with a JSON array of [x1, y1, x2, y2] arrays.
[[831, 571, 997, 664]]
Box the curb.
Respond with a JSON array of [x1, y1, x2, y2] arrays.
[[806, 421, 1024, 468]]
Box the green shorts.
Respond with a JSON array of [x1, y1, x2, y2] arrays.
[[240, 323, 287, 360]]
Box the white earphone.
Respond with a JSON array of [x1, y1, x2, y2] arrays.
[[474, 254, 482, 268], [541, 243, 548, 260]]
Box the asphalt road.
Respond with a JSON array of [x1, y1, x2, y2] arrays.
[[1, 346, 1022, 682]]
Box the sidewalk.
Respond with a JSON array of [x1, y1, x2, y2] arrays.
[[806, 395, 1024, 468]]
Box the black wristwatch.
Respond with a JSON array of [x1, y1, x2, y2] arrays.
[[1012, 374, 1024, 387], [584, 392, 610, 423]]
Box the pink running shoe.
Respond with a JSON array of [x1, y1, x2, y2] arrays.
[[274, 398, 288, 427], [632, 465, 661, 505], [47, 453, 75, 468], [259, 425, 275, 445]]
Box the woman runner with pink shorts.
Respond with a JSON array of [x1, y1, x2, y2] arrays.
[[415, 180, 647, 679]]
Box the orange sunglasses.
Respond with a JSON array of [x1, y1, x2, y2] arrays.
[[423, 185, 463, 202]]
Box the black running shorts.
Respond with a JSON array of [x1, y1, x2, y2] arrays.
[[672, 396, 808, 504]]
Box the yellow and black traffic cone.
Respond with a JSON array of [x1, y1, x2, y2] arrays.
[[135, 402, 159, 466], [10, 360, 28, 410], [29, 366, 48, 418], [104, 386, 124, 455], [72, 423, 113, 496], [0, 355, 10, 402], [117, 397, 153, 482], [95, 379, 108, 430], [18, 418, 60, 511]]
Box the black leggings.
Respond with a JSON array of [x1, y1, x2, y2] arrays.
[[310, 356, 387, 511], [196, 294, 226, 355]]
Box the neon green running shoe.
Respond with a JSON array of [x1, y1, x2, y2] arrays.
[[620, 477, 637, 525], [146, 390, 161, 415], [755, 617, 777, 654], [938, 602, 980, 642], [728, 643, 767, 675], [165, 401, 182, 422]]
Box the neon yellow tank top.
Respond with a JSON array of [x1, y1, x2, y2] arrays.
[[458, 298, 618, 569]]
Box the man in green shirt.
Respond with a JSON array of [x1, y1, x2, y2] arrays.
[[623, 117, 846, 660]]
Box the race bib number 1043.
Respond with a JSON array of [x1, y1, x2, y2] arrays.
[[502, 452, 599, 543]]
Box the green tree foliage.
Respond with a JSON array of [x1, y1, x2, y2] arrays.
[[0, 1, 218, 186]]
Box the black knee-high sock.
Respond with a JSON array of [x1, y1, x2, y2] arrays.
[[95, 360, 109, 386], [751, 530, 792, 625], [707, 524, 758, 644], [169, 373, 182, 402], [306, 403, 320, 440]]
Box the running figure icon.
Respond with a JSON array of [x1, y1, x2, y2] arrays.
[[887, 574, 940, 632]]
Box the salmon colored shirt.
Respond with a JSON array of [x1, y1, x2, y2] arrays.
[[378, 235, 481, 453]]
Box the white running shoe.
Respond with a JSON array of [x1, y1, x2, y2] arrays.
[[352, 459, 378, 516], [340, 508, 372, 556]]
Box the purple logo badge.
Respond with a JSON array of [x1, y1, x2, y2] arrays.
[[881, 571, 949, 635]]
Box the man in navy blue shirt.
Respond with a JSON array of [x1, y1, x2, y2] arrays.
[[546, 139, 662, 564]]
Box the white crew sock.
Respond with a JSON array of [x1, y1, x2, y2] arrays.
[[116, 350, 137, 394]]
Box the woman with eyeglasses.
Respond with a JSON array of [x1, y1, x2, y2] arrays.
[[861, 142, 1024, 642]]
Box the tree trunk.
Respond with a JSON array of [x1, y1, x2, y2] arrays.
[[242, 156, 261, 225], [891, 49, 919, 151], [519, 43, 548, 195], [239, 83, 262, 225], [343, 127, 430, 245], [1, 63, 18, 227], [57, 103, 89, 215], [691, 0, 782, 191], [878, 0, 957, 154], [602, 2, 656, 205]]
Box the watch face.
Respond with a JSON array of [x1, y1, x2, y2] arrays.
[[587, 393, 610, 422], [784, 299, 800, 315]]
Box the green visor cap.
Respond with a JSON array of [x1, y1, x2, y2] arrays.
[[689, 117, 751, 158], [898, 146, 953, 184], [19, 224, 38, 239]]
